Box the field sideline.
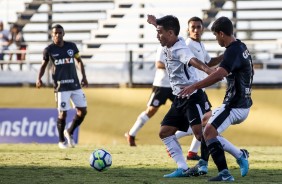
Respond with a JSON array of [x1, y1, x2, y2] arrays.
[[0, 87, 282, 183], [1, 87, 281, 146]]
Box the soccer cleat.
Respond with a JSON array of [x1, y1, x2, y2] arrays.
[[237, 149, 249, 177], [188, 159, 208, 176], [208, 169, 235, 181], [58, 141, 68, 149], [163, 168, 190, 178], [124, 132, 136, 146], [187, 151, 201, 160], [64, 129, 75, 148]]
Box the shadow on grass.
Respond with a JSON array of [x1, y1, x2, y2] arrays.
[[0, 166, 282, 184]]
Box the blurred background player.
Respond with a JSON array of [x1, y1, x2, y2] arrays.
[[125, 45, 174, 146], [0, 20, 10, 70], [36, 24, 88, 149]]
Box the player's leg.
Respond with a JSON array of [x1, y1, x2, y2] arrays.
[[64, 89, 87, 148], [185, 92, 212, 161], [204, 105, 250, 181], [56, 91, 71, 149], [215, 107, 251, 177], [161, 100, 190, 178], [126, 87, 170, 146]]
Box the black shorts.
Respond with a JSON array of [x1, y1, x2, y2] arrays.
[[161, 89, 206, 132], [147, 86, 175, 107]]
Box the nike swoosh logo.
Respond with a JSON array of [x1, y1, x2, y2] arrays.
[[222, 176, 232, 180], [189, 118, 196, 123]]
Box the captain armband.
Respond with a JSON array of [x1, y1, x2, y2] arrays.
[[74, 53, 81, 59]]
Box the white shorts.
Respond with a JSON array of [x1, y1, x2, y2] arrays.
[[56, 89, 87, 112], [207, 104, 250, 134]]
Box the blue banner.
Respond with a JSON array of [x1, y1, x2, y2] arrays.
[[0, 108, 79, 144]]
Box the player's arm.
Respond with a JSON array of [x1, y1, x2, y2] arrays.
[[36, 59, 49, 88], [179, 67, 228, 97], [207, 54, 224, 67], [189, 57, 214, 75], [155, 60, 165, 69], [75, 52, 88, 87]]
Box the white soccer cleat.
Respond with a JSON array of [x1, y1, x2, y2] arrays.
[[58, 141, 68, 149], [64, 130, 75, 148]]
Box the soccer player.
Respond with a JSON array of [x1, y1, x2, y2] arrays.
[[36, 24, 88, 149], [152, 15, 214, 178], [124, 45, 201, 160], [175, 16, 223, 160], [179, 16, 254, 181]]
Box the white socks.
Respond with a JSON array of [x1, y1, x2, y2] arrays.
[[217, 135, 242, 159], [129, 111, 149, 136], [189, 136, 201, 153], [175, 127, 193, 139], [162, 135, 188, 170]]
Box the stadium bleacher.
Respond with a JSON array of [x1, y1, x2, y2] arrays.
[[0, 0, 282, 87]]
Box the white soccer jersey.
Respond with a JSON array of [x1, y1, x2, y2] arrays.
[[185, 37, 211, 81], [163, 37, 201, 96], [152, 45, 171, 87]]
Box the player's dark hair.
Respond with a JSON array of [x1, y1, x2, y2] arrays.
[[211, 16, 233, 36], [52, 24, 64, 31], [188, 16, 203, 26], [156, 15, 180, 36]]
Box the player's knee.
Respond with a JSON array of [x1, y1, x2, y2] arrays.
[[77, 108, 87, 118], [203, 124, 217, 140], [58, 111, 67, 119]]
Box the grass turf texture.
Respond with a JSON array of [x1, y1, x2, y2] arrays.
[[0, 145, 282, 183], [0, 87, 282, 183]]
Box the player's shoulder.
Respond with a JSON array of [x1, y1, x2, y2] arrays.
[[44, 43, 55, 51]]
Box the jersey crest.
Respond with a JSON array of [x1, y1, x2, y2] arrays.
[[67, 49, 74, 57]]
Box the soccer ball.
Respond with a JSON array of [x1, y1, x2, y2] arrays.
[[89, 149, 112, 172]]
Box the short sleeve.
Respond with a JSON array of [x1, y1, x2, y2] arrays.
[[43, 47, 49, 61], [72, 42, 79, 55], [219, 49, 237, 73], [179, 47, 195, 65]]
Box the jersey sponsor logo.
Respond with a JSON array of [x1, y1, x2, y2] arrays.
[[67, 49, 74, 57], [54, 58, 75, 65], [60, 79, 74, 84], [242, 49, 250, 59], [52, 54, 59, 57]]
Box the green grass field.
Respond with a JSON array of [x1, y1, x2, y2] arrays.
[[0, 87, 282, 183]]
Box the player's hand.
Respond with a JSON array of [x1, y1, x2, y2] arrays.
[[147, 14, 157, 27], [178, 85, 196, 98], [36, 79, 43, 88], [81, 78, 88, 88]]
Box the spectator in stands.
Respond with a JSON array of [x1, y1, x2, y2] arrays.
[[9, 23, 27, 71], [179, 16, 254, 181], [36, 24, 88, 149], [0, 20, 10, 70]]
